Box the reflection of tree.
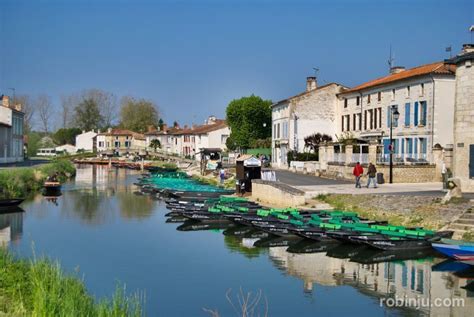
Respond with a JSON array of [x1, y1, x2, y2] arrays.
[[223, 235, 267, 259], [66, 189, 109, 225], [116, 190, 154, 220]]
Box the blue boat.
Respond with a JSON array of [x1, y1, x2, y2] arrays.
[[432, 239, 474, 259]]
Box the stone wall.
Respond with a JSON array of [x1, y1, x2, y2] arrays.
[[252, 179, 306, 207]]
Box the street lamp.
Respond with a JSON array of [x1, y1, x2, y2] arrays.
[[389, 105, 400, 184]]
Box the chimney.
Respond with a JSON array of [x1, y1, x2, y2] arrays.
[[1, 95, 9, 108], [162, 124, 168, 131], [461, 44, 474, 55], [390, 66, 405, 74], [184, 124, 188, 129], [207, 115, 217, 124], [306, 77, 317, 91], [107, 127, 112, 134], [147, 125, 157, 133]]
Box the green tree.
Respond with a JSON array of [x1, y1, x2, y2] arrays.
[[26, 132, 42, 157], [119, 97, 160, 133], [304, 133, 333, 153], [158, 118, 164, 130], [53, 128, 82, 145], [225, 95, 272, 149], [149, 139, 161, 152], [73, 98, 105, 131]]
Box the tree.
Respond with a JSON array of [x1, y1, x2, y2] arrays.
[[82, 89, 118, 128], [59, 94, 79, 128], [304, 133, 333, 152], [158, 118, 164, 130], [13, 95, 35, 133], [149, 139, 161, 152], [119, 96, 160, 133], [73, 98, 105, 131], [173, 121, 179, 128], [36, 94, 53, 133], [53, 128, 82, 145], [225, 95, 272, 149]]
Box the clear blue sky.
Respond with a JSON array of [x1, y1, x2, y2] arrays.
[[1, 0, 473, 127]]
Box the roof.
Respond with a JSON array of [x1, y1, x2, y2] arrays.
[[272, 82, 346, 107], [98, 129, 145, 139], [236, 154, 254, 161], [170, 120, 228, 135], [342, 62, 456, 94]]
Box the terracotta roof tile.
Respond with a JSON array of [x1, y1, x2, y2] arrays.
[[343, 62, 455, 93]]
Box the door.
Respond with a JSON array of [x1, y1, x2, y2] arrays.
[[470, 144, 474, 179]]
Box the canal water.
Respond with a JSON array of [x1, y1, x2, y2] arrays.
[[1, 165, 472, 316]]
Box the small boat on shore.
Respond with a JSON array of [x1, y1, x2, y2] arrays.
[[432, 239, 474, 263], [0, 198, 24, 209]]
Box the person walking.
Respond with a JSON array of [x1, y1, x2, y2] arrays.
[[219, 168, 226, 185], [352, 162, 364, 188], [366, 163, 378, 188]]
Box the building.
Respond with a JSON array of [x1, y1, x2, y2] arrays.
[[75, 130, 98, 152], [96, 128, 146, 154], [0, 95, 24, 163], [144, 124, 181, 154], [271, 78, 347, 167], [338, 62, 456, 165], [447, 44, 474, 192]]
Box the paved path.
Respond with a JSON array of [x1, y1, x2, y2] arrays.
[[274, 170, 351, 186]]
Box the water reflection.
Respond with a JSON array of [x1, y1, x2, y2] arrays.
[[0, 210, 23, 246], [222, 231, 474, 316]]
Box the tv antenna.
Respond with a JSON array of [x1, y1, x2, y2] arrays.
[[388, 45, 395, 72]]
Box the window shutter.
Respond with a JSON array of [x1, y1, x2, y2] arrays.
[[405, 103, 410, 126], [387, 106, 391, 127], [414, 138, 418, 154], [414, 102, 419, 126], [422, 101, 427, 125]]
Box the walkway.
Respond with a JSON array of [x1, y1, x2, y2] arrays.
[[274, 170, 351, 186]]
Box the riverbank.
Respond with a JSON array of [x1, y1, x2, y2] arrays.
[[0, 249, 142, 316], [316, 193, 473, 231], [0, 160, 76, 197]]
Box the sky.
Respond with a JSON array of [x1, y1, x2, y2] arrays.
[[1, 0, 473, 129]]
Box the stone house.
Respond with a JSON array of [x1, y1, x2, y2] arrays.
[[144, 124, 181, 154], [96, 128, 146, 154], [337, 62, 456, 165], [271, 77, 347, 168], [0, 95, 24, 163], [447, 44, 474, 192]]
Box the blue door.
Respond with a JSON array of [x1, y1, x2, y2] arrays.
[[470, 144, 474, 179]]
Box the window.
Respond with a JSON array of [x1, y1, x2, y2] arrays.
[[346, 115, 350, 131], [114, 141, 121, 148], [277, 123, 280, 139], [364, 110, 367, 130], [369, 109, 373, 129], [273, 124, 276, 139], [124, 141, 130, 147], [391, 89, 396, 100], [341, 116, 345, 132], [420, 83, 425, 96], [419, 101, 427, 126], [356, 96, 360, 106], [404, 103, 411, 126], [344, 98, 348, 108], [353, 114, 357, 131], [387, 106, 398, 127], [377, 91, 382, 102], [407, 86, 410, 97], [374, 109, 378, 129], [367, 94, 371, 104]]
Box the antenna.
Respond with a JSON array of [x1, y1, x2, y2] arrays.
[[387, 45, 395, 72], [312, 67, 319, 78]]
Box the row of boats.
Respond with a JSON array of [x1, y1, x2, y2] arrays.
[[136, 172, 474, 265]]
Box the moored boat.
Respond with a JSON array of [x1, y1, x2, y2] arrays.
[[432, 239, 474, 260]]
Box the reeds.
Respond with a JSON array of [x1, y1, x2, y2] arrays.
[[0, 249, 144, 316]]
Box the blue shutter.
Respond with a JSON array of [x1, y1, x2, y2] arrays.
[[414, 138, 418, 154], [414, 102, 419, 126], [405, 103, 410, 126], [407, 138, 413, 154], [383, 139, 390, 154], [421, 138, 427, 153], [401, 138, 405, 154]]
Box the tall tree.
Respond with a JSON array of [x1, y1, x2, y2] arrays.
[[82, 89, 118, 128], [36, 94, 53, 133], [225, 95, 272, 150], [53, 128, 82, 145], [73, 98, 105, 131], [60, 94, 79, 128], [13, 95, 35, 133], [304, 133, 333, 152], [119, 96, 160, 133]]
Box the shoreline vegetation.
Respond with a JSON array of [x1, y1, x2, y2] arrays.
[[0, 160, 76, 198], [0, 249, 143, 316]]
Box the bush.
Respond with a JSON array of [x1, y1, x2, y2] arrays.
[[287, 151, 319, 165]]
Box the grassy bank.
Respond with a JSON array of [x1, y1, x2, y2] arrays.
[[0, 249, 143, 316], [316, 194, 472, 230], [0, 160, 76, 198]]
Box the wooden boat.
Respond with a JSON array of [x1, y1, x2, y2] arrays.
[[0, 198, 24, 209], [432, 239, 474, 259], [454, 255, 474, 266], [44, 181, 61, 191]]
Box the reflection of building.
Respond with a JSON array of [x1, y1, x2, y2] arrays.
[[0, 212, 23, 245], [268, 247, 473, 316]]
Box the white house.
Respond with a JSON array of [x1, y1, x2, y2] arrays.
[[0, 95, 24, 163], [75, 130, 97, 152], [338, 61, 456, 165], [271, 77, 347, 168], [55, 144, 76, 155], [193, 116, 230, 161], [145, 124, 180, 154]]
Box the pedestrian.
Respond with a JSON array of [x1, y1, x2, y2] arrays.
[[240, 180, 246, 197], [219, 168, 225, 184], [366, 163, 377, 188], [352, 162, 364, 188]]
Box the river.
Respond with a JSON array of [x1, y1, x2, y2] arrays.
[[1, 165, 472, 316]]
